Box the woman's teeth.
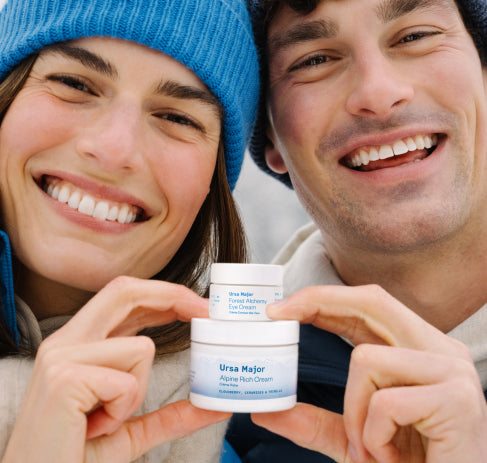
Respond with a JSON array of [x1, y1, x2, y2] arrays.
[[44, 181, 140, 224], [347, 134, 438, 168]]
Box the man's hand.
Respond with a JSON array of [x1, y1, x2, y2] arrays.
[[251, 285, 487, 463]]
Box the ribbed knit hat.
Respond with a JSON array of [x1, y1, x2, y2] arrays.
[[0, 0, 260, 191], [247, 0, 487, 188]]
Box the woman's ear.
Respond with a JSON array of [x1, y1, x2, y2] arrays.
[[264, 128, 288, 174]]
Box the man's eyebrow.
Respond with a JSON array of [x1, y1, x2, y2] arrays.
[[268, 0, 454, 54], [154, 80, 223, 117], [376, 0, 456, 22], [42, 44, 118, 79], [268, 19, 338, 55]]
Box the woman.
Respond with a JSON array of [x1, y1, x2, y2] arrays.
[[0, 0, 259, 461]]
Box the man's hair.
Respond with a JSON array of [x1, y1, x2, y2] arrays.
[[262, 0, 317, 21]]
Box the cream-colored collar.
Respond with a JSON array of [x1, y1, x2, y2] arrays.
[[275, 223, 487, 389]]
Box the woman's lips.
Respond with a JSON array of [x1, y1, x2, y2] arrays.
[[40, 175, 146, 224]]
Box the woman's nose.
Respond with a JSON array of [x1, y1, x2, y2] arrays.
[[76, 101, 144, 171], [345, 52, 414, 119]]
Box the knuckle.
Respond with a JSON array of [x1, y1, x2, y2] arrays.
[[350, 343, 375, 367], [449, 338, 473, 361], [104, 275, 136, 293], [362, 283, 392, 305], [368, 388, 393, 415], [135, 335, 156, 358]]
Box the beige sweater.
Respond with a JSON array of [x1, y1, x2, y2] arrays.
[[0, 297, 227, 463], [274, 222, 487, 390]]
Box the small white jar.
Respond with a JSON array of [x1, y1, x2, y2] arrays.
[[190, 318, 299, 412], [209, 263, 283, 321]]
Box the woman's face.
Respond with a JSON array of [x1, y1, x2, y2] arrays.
[[0, 37, 221, 299]]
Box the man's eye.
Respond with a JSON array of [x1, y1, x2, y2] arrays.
[[290, 54, 331, 72], [398, 31, 440, 44]]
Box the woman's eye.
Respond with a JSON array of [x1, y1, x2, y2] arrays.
[[48, 75, 94, 94], [158, 113, 202, 131]]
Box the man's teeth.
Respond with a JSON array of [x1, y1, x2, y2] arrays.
[[45, 182, 138, 224], [348, 134, 438, 168]]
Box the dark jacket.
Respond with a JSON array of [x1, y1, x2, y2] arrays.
[[227, 323, 487, 462], [226, 323, 353, 462]]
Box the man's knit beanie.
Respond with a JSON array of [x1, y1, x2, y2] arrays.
[[247, 0, 487, 188], [0, 0, 260, 191]]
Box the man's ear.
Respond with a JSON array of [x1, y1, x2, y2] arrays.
[[265, 128, 288, 174]]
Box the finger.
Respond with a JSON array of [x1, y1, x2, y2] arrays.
[[362, 384, 451, 462], [87, 400, 232, 462], [251, 403, 352, 463], [48, 276, 209, 343], [83, 366, 141, 439], [344, 345, 479, 460], [38, 336, 155, 376], [19, 363, 143, 449], [266, 285, 460, 355]]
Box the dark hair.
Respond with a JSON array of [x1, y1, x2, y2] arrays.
[[261, 0, 318, 24], [0, 52, 248, 357]]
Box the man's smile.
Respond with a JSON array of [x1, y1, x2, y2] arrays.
[[342, 133, 439, 171]]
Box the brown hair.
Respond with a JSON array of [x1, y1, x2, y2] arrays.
[[261, 0, 318, 24], [0, 52, 248, 356]]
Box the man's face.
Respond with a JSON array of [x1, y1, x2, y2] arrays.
[[265, 0, 487, 254]]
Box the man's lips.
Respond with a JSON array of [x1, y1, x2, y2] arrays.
[[341, 133, 439, 171], [40, 175, 148, 224]]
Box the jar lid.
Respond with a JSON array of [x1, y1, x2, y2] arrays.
[[191, 318, 299, 346], [210, 263, 283, 286]]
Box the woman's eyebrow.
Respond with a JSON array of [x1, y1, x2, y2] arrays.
[[42, 44, 223, 116], [154, 80, 224, 117], [43, 44, 118, 79]]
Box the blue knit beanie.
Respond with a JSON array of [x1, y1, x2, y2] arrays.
[[247, 0, 487, 188], [0, 0, 260, 191]]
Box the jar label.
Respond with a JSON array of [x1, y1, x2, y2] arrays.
[[210, 284, 283, 320], [190, 350, 298, 400]]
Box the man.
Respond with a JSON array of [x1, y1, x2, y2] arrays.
[[226, 0, 487, 461]]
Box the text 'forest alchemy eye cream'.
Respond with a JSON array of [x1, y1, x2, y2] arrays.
[[209, 263, 283, 321], [190, 263, 299, 413]]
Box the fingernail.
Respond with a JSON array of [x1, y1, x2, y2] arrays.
[[266, 298, 287, 316]]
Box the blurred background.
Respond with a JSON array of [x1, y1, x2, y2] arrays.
[[233, 152, 311, 263]]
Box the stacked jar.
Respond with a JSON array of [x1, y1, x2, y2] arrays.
[[190, 263, 300, 413]]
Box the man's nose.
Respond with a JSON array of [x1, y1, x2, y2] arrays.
[[76, 101, 144, 172], [345, 51, 414, 119]]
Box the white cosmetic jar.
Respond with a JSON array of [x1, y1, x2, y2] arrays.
[[190, 318, 299, 413], [209, 263, 283, 321]]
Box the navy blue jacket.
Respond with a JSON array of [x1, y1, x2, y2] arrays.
[[227, 323, 487, 462], [226, 324, 353, 462]]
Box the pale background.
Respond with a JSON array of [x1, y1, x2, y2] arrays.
[[233, 152, 311, 263]]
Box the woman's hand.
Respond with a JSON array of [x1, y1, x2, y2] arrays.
[[3, 276, 230, 463], [251, 285, 487, 463]]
